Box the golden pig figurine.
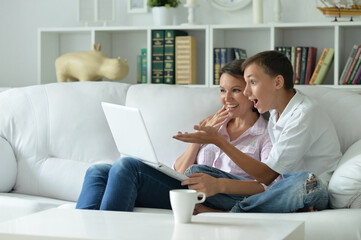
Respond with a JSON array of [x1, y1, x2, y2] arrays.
[[55, 44, 129, 82]]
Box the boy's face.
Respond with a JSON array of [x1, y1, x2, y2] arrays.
[[243, 63, 278, 114]]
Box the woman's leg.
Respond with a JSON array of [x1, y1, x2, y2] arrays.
[[76, 163, 112, 210], [230, 170, 329, 213], [99, 156, 186, 211]]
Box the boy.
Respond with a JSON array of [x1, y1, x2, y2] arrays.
[[231, 50, 342, 212], [177, 51, 341, 213]]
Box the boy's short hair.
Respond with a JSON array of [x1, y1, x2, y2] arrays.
[[220, 59, 245, 77], [241, 50, 294, 90]]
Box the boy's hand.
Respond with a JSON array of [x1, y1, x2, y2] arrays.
[[181, 173, 220, 197], [173, 125, 222, 145]]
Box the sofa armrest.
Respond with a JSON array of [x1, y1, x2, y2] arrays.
[[0, 137, 17, 192]]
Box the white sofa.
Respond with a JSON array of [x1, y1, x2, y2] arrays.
[[0, 82, 360, 239]]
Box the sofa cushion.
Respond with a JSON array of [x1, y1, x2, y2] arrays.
[[296, 86, 361, 154], [126, 84, 221, 167], [0, 137, 16, 192], [329, 139, 361, 208], [0, 82, 131, 201]]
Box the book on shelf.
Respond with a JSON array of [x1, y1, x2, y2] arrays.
[[151, 30, 165, 84], [299, 47, 309, 84], [343, 46, 361, 84], [137, 54, 141, 84], [352, 60, 361, 84], [309, 48, 329, 85], [140, 48, 147, 84], [214, 48, 221, 85], [213, 47, 247, 85], [164, 30, 188, 84], [349, 53, 361, 84], [304, 47, 317, 85], [312, 48, 334, 85], [175, 36, 196, 85], [294, 47, 302, 84], [339, 44, 359, 85], [276, 46, 317, 85], [290, 46, 296, 79]]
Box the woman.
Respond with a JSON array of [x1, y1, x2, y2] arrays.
[[76, 59, 272, 212]]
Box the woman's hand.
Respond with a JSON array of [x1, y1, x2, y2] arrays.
[[181, 173, 220, 197], [173, 125, 222, 145], [199, 106, 229, 130]]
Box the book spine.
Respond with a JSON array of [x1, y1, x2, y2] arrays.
[[140, 48, 147, 84], [226, 48, 235, 63], [214, 48, 221, 85], [137, 54, 141, 84], [350, 56, 361, 84], [294, 47, 302, 84], [339, 44, 358, 85], [284, 47, 291, 61], [220, 48, 227, 70], [299, 47, 309, 84], [275, 46, 282, 52], [314, 48, 334, 85], [163, 30, 188, 84], [352, 60, 361, 84], [176, 36, 196, 85], [310, 48, 329, 85], [290, 46, 296, 81], [151, 30, 165, 84], [343, 46, 361, 84], [304, 47, 317, 85]]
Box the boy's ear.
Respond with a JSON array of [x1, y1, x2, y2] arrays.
[[274, 75, 284, 89]]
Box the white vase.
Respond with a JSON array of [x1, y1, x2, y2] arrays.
[[152, 7, 174, 26], [252, 0, 263, 24]]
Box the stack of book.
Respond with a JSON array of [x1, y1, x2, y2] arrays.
[[275, 46, 318, 85], [151, 29, 195, 84], [137, 48, 147, 84], [340, 44, 361, 85], [213, 47, 247, 85], [309, 48, 334, 85]]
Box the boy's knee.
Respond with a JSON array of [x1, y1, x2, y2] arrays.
[[185, 164, 211, 176]]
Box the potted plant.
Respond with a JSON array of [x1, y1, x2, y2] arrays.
[[148, 0, 181, 26], [148, 0, 181, 8]]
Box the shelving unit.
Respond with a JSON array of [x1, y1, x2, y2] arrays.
[[39, 22, 361, 89]]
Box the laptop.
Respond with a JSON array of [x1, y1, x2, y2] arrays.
[[101, 102, 188, 181]]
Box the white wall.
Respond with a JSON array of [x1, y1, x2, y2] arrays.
[[0, 0, 328, 88]]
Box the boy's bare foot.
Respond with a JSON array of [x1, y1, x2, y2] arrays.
[[297, 206, 317, 212], [193, 204, 228, 215]]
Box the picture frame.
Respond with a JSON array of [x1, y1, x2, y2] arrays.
[[127, 0, 148, 13]]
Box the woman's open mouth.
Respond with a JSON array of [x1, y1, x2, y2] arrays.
[[227, 104, 239, 111]]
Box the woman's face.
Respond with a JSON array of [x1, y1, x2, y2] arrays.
[[219, 73, 254, 119]]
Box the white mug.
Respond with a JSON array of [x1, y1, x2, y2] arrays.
[[169, 189, 206, 224]]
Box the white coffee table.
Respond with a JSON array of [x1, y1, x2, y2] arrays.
[[0, 208, 304, 240]]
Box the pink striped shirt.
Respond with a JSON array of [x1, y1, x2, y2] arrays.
[[196, 115, 272, 180]]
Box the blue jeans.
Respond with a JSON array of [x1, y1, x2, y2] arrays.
[[76, 157, 186, 211], [76, 157, 329, 212]]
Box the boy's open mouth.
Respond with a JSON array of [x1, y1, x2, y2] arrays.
[[253, 99, 258, 108]]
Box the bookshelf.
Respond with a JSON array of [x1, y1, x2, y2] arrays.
[[38, 22, 361, 89]]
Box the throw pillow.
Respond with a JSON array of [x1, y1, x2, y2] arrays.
[[0, 137, 17, 192], [329, 139, 361, 208]]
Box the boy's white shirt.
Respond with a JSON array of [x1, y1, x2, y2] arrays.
[[266, 90, 342, 187]]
